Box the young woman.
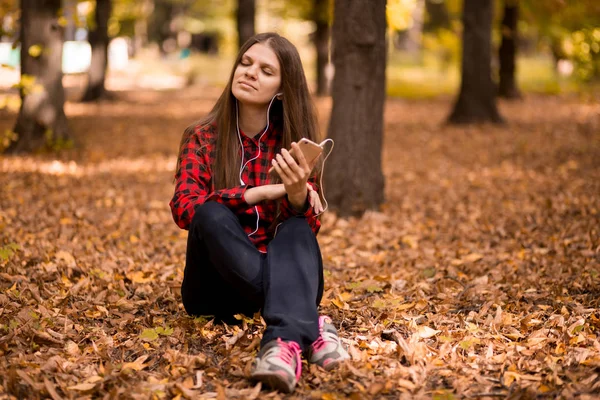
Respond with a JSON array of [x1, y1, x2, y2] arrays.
[[170, 32, 348, 393]]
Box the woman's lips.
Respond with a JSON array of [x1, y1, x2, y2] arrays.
[[239, 81, 256, 90]]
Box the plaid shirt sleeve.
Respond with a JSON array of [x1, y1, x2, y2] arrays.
[[170, 125, 250, 230], [279, 178, 321, 235]]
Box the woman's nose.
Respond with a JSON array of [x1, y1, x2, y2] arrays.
[[245, 65, 258, 79]]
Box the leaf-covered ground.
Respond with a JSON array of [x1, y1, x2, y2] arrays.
[[1, 89, 599, 399]]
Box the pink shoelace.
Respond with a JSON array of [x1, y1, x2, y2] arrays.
[[311, 335, 327, 351], [311, 315, 328, 352], [277, 338, 302, 380]]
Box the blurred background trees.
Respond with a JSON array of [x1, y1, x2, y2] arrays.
[[0, 0, 598, 210]]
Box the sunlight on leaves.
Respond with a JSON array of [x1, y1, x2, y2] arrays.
[[0, 90, 598, 398]]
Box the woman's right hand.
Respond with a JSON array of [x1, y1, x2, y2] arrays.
[[244, 184, 286, 205]]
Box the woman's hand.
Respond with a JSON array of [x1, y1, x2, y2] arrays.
[[271, 142, 317, 211], [244, 184, 286, 205], [307, 183, 323, 214]]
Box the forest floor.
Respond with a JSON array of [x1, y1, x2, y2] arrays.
[[0, 87, 599, 399]]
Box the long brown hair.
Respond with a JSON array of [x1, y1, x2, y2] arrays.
[[176, 32, 320, 190]]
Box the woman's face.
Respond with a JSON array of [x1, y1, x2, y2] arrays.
[[232, 43, 282, 107]]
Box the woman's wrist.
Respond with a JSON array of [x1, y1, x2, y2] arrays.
[[288, 188, 308, 211]]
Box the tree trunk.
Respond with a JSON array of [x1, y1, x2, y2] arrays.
[[313, 0, 330, 96], [324, 0, 386, 216], [498, 0, 521, 99], [81, 0, 112, 102], [8, 0, 69, 153], [149, 0, 174, 55], [448, 0, 503, 124], [236, 0, 255, 49]]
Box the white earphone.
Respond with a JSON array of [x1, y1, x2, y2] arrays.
[[236, 94, 279, 237]]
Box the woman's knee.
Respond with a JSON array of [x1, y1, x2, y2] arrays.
[[278, 217, 314, 238], [191, 202, 234, 230]]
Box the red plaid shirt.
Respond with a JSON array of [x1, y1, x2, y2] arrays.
[[170, 121, 320, 252]]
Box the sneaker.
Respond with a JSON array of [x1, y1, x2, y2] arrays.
[[251, 338, 302, 393], [307, 315, 350, 370]]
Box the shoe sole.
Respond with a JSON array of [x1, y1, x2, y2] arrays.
[[251, 372, 294, 393]]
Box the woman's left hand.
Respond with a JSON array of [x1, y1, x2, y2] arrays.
[[271, 142, 316, 211], [307, 183, 323, 214]]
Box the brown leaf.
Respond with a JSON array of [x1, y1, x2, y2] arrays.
[[43, 377, 63, 400]]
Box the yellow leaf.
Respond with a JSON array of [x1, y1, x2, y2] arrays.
[[569, 333, 586, 345], [538, 384, 553, 393], [372, 299, 386, 309], [503, 371, 520, 387], [28, 44, 43, 57], [397, 302, 415, 311], [581, 357, 600, 366], [340, 291, 353, 301], [60, 276, 72, 288], [121, 355, 149, 372], [129, 235, 139, 243], [85, 311, 102, 319], [332, 298, 347, 309], [127, 271, 153, 283], [6, 282, 17, 294], [401, 235, 419, 249]]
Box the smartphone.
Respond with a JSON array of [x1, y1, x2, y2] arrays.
[[269, 138, 323, 178], [291, 138, 324, 164]]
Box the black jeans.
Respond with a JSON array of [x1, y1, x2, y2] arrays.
[[181, 201, 324, 350]]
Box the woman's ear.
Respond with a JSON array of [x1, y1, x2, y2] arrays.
[[276, 92, 283, 100]]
